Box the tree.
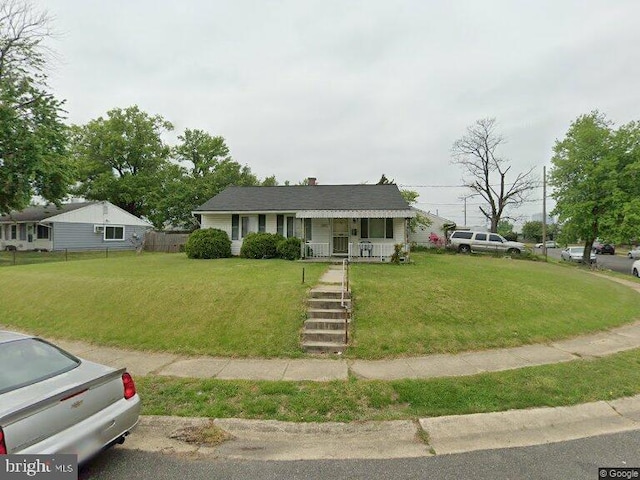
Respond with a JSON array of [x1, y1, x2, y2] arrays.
[[159, 128, 258, 229], [0, 0, 72, 214], [400, 189, 432, 233], [549, 111, 616, 262], [522, 221, 543, 242], [71, 105, 173, 219], [496, 219, 515, 240], [451, 118, 536, 233]]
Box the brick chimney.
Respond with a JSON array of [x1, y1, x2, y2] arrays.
[[308, 177, 317, 186]]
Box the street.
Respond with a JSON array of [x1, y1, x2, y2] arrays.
[[539, 247, 636, 275], [79, 430, 640, 480]]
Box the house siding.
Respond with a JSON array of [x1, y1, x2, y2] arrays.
[[52, 222, 148, 251]]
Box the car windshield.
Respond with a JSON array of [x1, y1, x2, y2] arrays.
[[0, 338, 80, 394]]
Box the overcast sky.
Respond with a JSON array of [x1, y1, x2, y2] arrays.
[[36, 0, 640, 227]]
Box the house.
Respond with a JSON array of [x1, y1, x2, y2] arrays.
[[409, 209, 456, 247], [0, 201, 153, 252], [193, 183, 416, 259]]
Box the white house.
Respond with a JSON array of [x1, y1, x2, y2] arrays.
[[193, 183, 416, 260], [0, 201, 153, 251]]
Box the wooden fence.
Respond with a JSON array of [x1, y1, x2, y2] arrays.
[[144, 231, 190, 253]]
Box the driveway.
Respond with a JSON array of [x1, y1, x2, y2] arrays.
[[538, 247, 635, 275]]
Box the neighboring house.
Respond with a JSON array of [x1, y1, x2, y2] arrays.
[[409, 209, 456, 247], [0, 201, 153, 252], [193, 183, 416, 259]]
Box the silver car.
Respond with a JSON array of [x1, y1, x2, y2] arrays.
[[627, 248, 640, 259], [560, 246, 597, 264], [0, 331, 140, 463]]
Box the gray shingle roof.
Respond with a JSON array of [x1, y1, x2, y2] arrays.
[[194, 184, 412, 212], [0, 202, 95, 223]]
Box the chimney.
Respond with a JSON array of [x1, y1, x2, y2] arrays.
[[308, 177, 317, 186]]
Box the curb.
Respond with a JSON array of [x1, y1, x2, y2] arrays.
[[123, 394, 640, 461]]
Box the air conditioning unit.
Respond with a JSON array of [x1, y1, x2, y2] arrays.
[[94, 225, 105, 234]]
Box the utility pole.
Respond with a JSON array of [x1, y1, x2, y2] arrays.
[[463, 197, 467, 227], [542, 166, 547, 260]]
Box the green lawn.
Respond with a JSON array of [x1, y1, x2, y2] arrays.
[[348, 253, 640, 358], [1, 251, 639, 359], [0, 254, 326, 357]]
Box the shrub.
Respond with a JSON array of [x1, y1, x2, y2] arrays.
[[277, 237, 302, 260], [240, 232, 283, 259], [185, 228, 232, 259]]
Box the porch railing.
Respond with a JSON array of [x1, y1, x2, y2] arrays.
[[348, 242, 395, 260], [303, 242, 330, 258]]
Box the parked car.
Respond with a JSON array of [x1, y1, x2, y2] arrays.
[[627, 248, 640, 259], [0, 331, 140, 463], [535, 240, 558, 248], [592, 242, 615, 255], [560, 246, 597, 264], [633, 260, 640, 277], [449, 230, 527, 255]]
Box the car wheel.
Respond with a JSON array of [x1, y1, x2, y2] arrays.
[[507, 248, 520, 255], [458, 245, 471, 254], [634, 268, 639, 278]]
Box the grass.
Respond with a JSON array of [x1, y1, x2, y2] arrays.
[[1, 251, 639, 358], [347, 252, 640, 358], [136, 347, 640, 421], [0, 249, 138, 267], [0, 254, 326, 357]]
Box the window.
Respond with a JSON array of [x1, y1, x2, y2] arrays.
[[241, 216, 250, 238], [19, 224, 26, 241], [0, 339, 79, 394], [104, 225, 124, 241], [37, 225, 50, 240], [452, 231, 473, 240], [277, 215, 284, 236], [489, 234, 503, 243], [360, 218, 394, 239], [286, 216, 294, 238], [476, 233, 487, 241], [10, 225, 17, 240], [231, 214, 239, 240], [304, 218, 312, 242], [258, 214, 266, 233]]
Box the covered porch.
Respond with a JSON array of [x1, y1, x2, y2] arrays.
[[297, 209, 415, 262]]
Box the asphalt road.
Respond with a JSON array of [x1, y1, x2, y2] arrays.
[[79, 430, 640, 480], [538, 247, 636, 275]]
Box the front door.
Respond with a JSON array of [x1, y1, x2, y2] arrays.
[[332, 218, 349, 255]]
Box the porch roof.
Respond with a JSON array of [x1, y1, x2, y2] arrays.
[[296, 210, 416, 218]]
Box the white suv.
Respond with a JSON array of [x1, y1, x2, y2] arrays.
[[449, 230, 527, 255]]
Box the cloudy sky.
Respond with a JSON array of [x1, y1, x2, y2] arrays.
[[35, 0, 640, 227]]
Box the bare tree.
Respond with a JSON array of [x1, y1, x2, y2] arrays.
[[451, 118, 536, 232]]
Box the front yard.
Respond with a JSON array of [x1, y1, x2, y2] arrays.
[[1, 252, 639, 359]]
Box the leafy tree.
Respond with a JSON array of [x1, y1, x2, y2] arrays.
[[496, 220, 514, 239], [451, 118, 536, 232], [607, 121, 640, 243], [70, 105, 173, 219], [0, 0, 72, 214], [522, 221, 543, 242], [549, 111, 616, 261], [163, 128, 259, 229], [400, 189, 432, 233]]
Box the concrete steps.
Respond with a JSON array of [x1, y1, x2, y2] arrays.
[[302, 266, 351, 354]]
